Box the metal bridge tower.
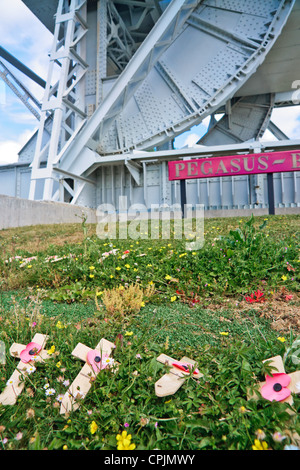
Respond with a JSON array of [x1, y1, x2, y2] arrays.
[[7, 0, 300, 210]]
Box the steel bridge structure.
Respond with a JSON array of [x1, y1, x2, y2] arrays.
[[1, 0, 300, 212]]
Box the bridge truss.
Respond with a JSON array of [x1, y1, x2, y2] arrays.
[[1, 0, 300, 211]]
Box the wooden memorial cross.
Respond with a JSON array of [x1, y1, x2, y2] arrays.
[[60, 337, 116, 414], [248, 355, 300, 410], [0, 333, 50, 406], [155, 353, 203, 397]]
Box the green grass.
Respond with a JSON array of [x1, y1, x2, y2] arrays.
[[0, 214, 299, 450]]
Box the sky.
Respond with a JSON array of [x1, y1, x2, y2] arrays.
[[0, 0, 300, 165], [0, 0, 52, 165]]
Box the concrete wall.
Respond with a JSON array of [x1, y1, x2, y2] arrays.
[[0, 194, 96, 230], [204, 207, 300, 219], [0, 194, 299, 231]]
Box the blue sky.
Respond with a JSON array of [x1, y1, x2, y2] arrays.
[[0, 0, 300, 165], [0, 0, 52, 164]]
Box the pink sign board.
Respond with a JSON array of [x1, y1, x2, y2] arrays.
[[168, 150, 300, 181]]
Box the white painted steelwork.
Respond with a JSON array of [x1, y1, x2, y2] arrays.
[[0, 0, 299, 212]]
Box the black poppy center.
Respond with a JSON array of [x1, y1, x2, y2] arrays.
[[273, 383, 282, 392], [29, 347, 39, 355], [94, 355, 101, 363]]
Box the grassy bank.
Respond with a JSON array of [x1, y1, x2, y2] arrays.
[[0, 214, 299, 450]]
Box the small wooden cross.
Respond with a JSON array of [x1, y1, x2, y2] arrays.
[[155, 353, 203, 397], [0, 333, 50, 406], [60, 337, 116, 414], [248, 355, 300, 411]]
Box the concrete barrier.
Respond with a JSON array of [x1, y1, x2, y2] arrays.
[[0, 194, 96, 230], [0, 194, 299, 230]]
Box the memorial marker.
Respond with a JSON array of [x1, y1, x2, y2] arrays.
[[60, 337, 116, 414], [0, 333, 51, 406], [155, 353, 203, 397]]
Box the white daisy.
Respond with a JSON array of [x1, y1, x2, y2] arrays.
[[103, 357, 114, 367], [26, 365, 36, 375]]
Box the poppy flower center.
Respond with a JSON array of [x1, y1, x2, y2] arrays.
[[94, 355, 101, 363], [273, 383, 282, 392], [29, 348, 39, 355]]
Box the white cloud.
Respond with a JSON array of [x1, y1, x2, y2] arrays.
[[260, 106, 300, 142], [270, 106, 300, 139], [0, 0, 52, 99], [0, 0, 52, 164], [0, 129, 33, 164], [0, 140, 22, 164], [184, 133, 201, 147]]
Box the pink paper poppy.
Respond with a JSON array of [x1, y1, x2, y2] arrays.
[[261, 373, 291, 402], [87, 350, 110, 373], [20, 342, 42, 363]]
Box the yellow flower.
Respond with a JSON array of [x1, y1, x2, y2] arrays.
[[125, 264, 130, 269], [96, 291, 103, 296], [47, 345, 55, 355], [116, 267, 121, 271], [56, 361, 62, 368], [277, 336, 286, 343], [220, 331, 229, 336], [90, 421, 98, 435], [63, 445, 68, 450], [27, 265, 32, 269], [252, 439, 268, 450], [89, 266, 95, 270], [281, 275, 287, 281], [170, 296, 176, 302], [116, 431, 136, 451], [89, 274, 95, 278], [140, 301, 145, 307], [165, 275, 172, 280], [125, 331, 133, 336], [56, 321, 65, 329]]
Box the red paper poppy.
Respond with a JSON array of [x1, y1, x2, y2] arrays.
[[261, 373, 291, 402], [172, 361, 199, 375], [20, 342, 42, 363]]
